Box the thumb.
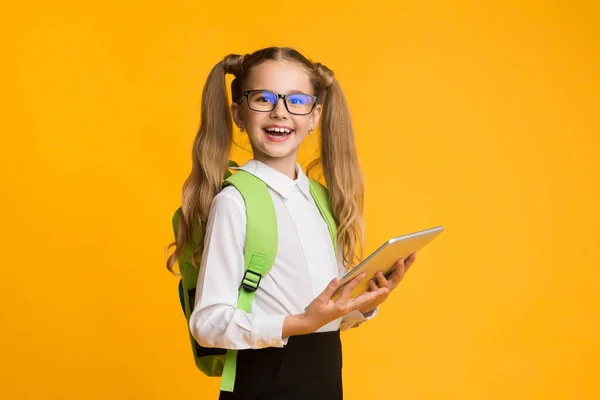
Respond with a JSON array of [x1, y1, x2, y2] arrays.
[[319, 278, 339, 300]]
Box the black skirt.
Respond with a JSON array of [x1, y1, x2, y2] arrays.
[[219, 330, 343, 400]]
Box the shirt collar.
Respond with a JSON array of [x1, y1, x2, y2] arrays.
[[231, 159, 311, 199]]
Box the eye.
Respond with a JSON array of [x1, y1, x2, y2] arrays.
[[288, 95, 311, 105], [256, 92, 277, 104]]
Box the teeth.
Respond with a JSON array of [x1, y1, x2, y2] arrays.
[[265, 127, 291, 134]]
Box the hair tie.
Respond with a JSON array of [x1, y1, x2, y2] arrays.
[[223, 54, 246, 76], [314, 62, 335, 88]]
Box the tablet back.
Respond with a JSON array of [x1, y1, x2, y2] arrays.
[[333, 226, 444, 300]]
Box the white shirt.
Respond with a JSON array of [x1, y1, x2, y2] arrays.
[[189, 160, 376, 350]]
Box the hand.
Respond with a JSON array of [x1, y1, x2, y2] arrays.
[[304, 272, 391, 331], [358, 253, 417, 315], [282, 272, 389, 337]]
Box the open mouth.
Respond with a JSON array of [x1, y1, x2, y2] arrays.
[[263, 126, 294, 142]]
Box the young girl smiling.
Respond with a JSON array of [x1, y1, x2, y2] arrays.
[[168, 47, 416, 399]]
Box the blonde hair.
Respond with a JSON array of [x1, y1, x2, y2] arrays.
[[166, 47, 364, 274]]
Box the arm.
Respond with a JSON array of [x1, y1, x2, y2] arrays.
[[188, 189, 286, 350]]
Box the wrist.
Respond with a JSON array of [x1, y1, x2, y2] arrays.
[[282, 313, 314, 337]]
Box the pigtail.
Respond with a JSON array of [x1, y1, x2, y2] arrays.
[[311, 63, 365, 269], [167, 54, 244, 273]]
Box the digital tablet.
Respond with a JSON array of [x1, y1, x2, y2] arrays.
[[331, 226, 444, 300]]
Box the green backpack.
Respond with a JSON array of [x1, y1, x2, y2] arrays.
[[173, 164, 337, 392]]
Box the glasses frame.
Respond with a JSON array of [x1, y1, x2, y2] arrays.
[[237, 90, 318, 115]]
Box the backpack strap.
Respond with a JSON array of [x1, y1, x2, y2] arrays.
[[308, 179, 337, 251], [219, 169, 278, 392]]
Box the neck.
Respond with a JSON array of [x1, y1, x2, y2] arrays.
[[254, 153, 298, 180]]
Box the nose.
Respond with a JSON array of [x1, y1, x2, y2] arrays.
[[270, 97, 289, 119]]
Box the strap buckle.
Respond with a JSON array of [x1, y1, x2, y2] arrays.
[[241, 270, 262, 293]]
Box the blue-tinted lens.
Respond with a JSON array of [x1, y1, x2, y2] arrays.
[[287, 94, 312, 105], [258, 91, 277, 104], [248, 91, 278, 110]]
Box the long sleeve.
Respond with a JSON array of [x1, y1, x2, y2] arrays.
[[188, 188, 287, 350], [339, 308, 379, 330]]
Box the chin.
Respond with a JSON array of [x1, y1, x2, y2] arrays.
[[259, 141, 301, 158], [260, 147, 297, 160]]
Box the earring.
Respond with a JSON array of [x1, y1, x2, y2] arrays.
[[240, 127, 245, 132], [308, 127, 313, 135]]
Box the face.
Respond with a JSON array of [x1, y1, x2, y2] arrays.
[[231, 60, 322, 166]]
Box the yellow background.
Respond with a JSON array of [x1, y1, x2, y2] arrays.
[[2, 1, 599, 399]]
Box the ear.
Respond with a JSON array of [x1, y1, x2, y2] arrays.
[[309, 104, 323, 130], [230, 102, 244, 130]]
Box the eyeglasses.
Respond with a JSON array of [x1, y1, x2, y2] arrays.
[[237, 90, 318, 115]]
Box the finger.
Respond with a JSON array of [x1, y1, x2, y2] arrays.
[[368, 279, 378, 291], [390, 260, 406, 286], [390, 258, 403, 277], [337, 273, 365, 304], [384, 259, 401, 280], [319, 278, 340, 301], [404, 253, 417, 270], [357, 286, 388, 302], [375, 271, 390, 289], [391, 259, 404, 277], [349, 287, 389, 310]]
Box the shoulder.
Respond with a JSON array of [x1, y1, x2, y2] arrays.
[[217, 185, 245, 203], [210, 186, 246, 219]]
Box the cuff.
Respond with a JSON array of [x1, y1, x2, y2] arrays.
[[361, 306, 379, 320], [339, 306, 379, 331], [251, 314, 287, 349]]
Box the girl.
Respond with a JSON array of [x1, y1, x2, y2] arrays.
[[167, 47, 416, 399]]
